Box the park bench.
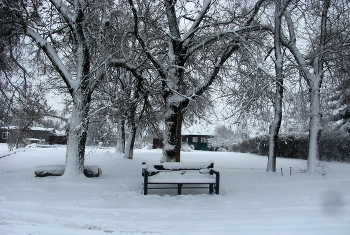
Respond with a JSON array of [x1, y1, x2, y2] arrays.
[[142, 161, 220, 195]]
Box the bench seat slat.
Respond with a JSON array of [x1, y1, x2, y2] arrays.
[[147, 171, 216, 184]]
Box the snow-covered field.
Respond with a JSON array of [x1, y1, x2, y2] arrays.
[[0, 143, 349, 235]]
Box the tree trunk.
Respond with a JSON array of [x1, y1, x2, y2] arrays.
[[267, 0, 284, 173], [161, 100, 188, 162], [124, 123, 137, 159], [267, 89, 283, 172], [268, 92, 283, 172], [281, 0, 329, 174], [307, 74, 322, 173], [63, 91, 91, 177], [116, 119, 126, 155], [307, 0, 329, 173]]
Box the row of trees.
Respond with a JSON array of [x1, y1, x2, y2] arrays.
[[1, 0, 349, 177], [217, 0, 350, 173]]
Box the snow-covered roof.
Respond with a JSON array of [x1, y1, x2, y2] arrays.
[[0, 126, 57, 133], [30, 127, 55, 132], [0, 126, 19, 130], [0, 126, 55, 132], [182, 123, 214, 136]]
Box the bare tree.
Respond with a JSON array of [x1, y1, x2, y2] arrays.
[[128, 0, 267, 162], [0, 0, 135, 177], [277, 0, 330, 173], [267, 0, 292, 172]]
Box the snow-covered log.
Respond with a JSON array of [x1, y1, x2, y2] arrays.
[[35, 165, 102, 177], [35, 165, 65, 177], [84, 165, 102, 177]]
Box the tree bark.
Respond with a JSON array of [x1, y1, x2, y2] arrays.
[[64, 91, 91, 177], [307, 74, 322, 173], [161, 99, 188, 162], [267, 0, 285, 173], [124, 122, 137, 159], [116, 119, 126, 155], [306, 0, 329, 173]]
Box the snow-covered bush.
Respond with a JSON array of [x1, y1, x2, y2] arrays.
[[181, 143, 194, 152], [207, 125, 241, 151]]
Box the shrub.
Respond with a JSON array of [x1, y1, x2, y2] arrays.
[[234, 132, 350, 162]]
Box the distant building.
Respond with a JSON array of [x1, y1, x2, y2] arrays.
[[152, 134, 213, 151], [152, 124, 215, 151], [152, 138, 164, 149], [0, 126, 67, 145], [181, 134, 213, 150]]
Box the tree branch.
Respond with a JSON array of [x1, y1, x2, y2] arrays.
[[25, 27, 75, 96], [49, 0, 76, 35], [191, 42, 240, 98], [182, 0, 211, 43], [165, 0, 181, 40], [128, 0, 167, 79], [187, 25, 264, 58], [246, 0, 266, 26], [282, 10, 311, 82]]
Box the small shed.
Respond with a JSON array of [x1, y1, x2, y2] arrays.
[[181, 134, 212, 150]]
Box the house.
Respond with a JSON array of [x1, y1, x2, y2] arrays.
[[181, 134, 213, 150], [1, 129, 9, 143], [152, 124, 214, 151], [0, 126, 67, 145]]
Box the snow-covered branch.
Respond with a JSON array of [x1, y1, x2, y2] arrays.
[[182, 0, 211, 43], [281, 11, 311, 82], [245, 0, 266, 26], [165, 0, 181, 40], [49, 0, 76, 31], [128, 0, 167, 79], [189, 42, 239, 99], [187, 25, 264, 57], [25, 27, 75, 94], [108, 59, 146, 88]]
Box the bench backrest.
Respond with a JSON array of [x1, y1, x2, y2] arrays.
[[142, 161, 214, 172]]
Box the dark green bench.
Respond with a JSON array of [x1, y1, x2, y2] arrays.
[[142, 161, 220, 195]]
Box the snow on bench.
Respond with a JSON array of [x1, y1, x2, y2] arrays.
[[34, 165, 102, 177], [142, 161, 220, 195]]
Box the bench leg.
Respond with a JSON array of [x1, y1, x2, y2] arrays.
[[143, 184, 148, 195], [143, 173, 148, 195], [177, 184, 183, 195], [209, 184, 214, 194], [214, 171, 220, 194]]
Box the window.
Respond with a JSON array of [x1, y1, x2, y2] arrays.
[[201, 137, 207, 143], [2, 132, 9, 139], [192, 137, 198, 143]]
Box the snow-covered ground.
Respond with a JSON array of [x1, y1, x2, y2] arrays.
[[0, 143, 349, 235]]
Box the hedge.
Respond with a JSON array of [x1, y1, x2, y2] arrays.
[[233, 132, 350, 162]]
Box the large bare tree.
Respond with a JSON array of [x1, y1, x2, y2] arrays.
[[266, 0, 292, 172], [277, 0, 330, 173], [128, 0, 267, 162], [1, 0, 135, 177]]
